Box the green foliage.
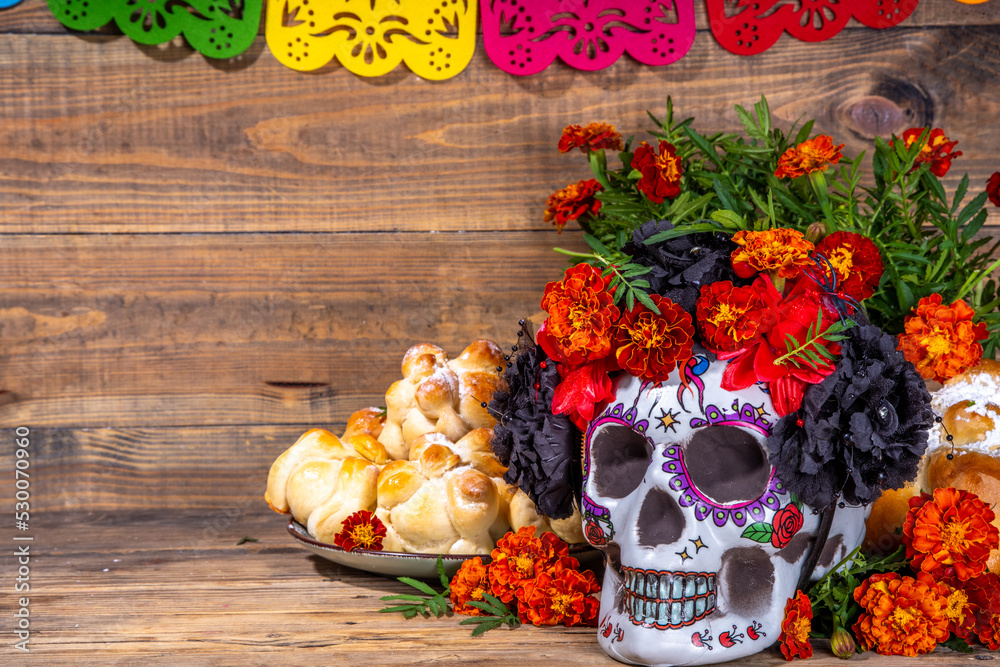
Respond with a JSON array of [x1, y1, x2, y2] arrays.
[[458, 593, 521, 636], [379, 556, 452, 619], [806, 546, 908, 638], [558, 97, 999, 351]]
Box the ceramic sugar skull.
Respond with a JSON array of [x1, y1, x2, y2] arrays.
[[582, 353, 866, 666]]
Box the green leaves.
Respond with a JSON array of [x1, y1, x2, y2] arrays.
[[740, 523, 774, 544], [458, 593, 521, 636], [379, 556, 452, 620], [773, 314, 853, 371]]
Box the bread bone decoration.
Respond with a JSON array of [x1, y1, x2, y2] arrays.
[[265, 340, 584, 553]]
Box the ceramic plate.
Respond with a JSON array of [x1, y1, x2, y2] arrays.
[[286, 520, 600, 579]]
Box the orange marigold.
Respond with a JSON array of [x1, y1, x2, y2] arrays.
[[902, 487, 999, 581], [774, 135, 844, 179], [544, 178, 603, 232], [730, 228, 815, 280], [778, 590, 813, 661], [539, 263, 620, 366], [450, 556, 491, 616], [488, 526, 573, 604], [813, 231, 884, 301], [695, 281, 770, 353], [938, 575, 977, 641], [963, 572, 1000, 648], [897, 294, 988, 383], [896, 127, 962, 177], [612, 294, 694, 382], [631, 140, 683, 203], [852, 572, 951, 657], [333, 510, 387, 552], [558, 122, 623, 153], [518, 563, 600, 627]]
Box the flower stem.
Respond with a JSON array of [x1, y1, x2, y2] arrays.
[[808, 170, 836, 233], [589, 149, 611, 190]]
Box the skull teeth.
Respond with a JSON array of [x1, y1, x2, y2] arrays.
[[620, 566, 716, 629]]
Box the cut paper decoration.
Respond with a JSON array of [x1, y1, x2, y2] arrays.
[[707, 0, 919, 56], [265, 0, 476, 78], [481, 0, 696, 76], [47, 0, 262, 59], [0, 0, 25, 9]]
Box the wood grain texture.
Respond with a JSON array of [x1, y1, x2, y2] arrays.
[[13, 508, 992, 665], [0, 26, 999, 233], [0, 231, 586, 431]]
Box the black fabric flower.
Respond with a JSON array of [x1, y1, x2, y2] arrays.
[[766, 324, 933, 510], [489, 321, 582, 519], [621, 219, 745, 317]]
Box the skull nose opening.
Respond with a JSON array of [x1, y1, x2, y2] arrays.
[[589, 423, 654, 499], [637, 487, 685, 547], [685, 425, 771, 504]]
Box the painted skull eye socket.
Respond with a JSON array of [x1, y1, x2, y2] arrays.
[[589, 423, 653, 499], [684, 425, 771, 505]]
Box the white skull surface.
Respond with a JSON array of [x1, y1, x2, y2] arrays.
[[582, 354, 866, 666]]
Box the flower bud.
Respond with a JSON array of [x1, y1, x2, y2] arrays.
[[830, 626, 857, 659], [805, 222, 828, 244]]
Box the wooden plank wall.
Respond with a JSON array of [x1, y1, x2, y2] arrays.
[[1, 2, 999, 512]]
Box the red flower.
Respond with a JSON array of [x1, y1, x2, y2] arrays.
[[719, 277, 839, 416], [450, 557, 491, 616], [696, 281, 771, 353], [852, 572, 950, 656], [896, 127, 962, 177], [813, 231, 884, 301], [518, 562, 600, 627], [558, 122, 623, 153], [550, 356, 617, 431], [730, 229, 814, 280], [778, 590, 813, 660], [897, 294, 988, 383], [631, 140, 683, 203], [612, 295, 694, 382], [333, 510, 387, 552], [774, 135, 843, 179], [902, 487, 998, 581], [543, 179, 603, 232], [539, 264, 619, 366], [938, 574, 979, 641], [962, 572, 1000, 647], [987, 171, 1000, 208], [771, 503, 804, 549], [488, 526, 572, 605]]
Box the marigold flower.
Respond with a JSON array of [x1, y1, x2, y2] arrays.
[[730, 228, 815, 280], [852, 572, 950, 656], [962, 572, 1000, 647], [631, 140, 683, 203], [696, 281, 770, 353], [488, 526, 573, 604], [518, 563, 600, 627], [544, 179, 603, 232], [902, 487, 999, 581], [937, 575, 978, 641], [538, 264, 620, 366], [813, 231, 884, 301], [778, 590, 813, 660], [830, 625, 856, 659], [333, 510, 387, 552], [987, 171, 1000, 208], [774, 135, 843, 179], [558, 122, 623, 153], [612, 294, 694, 382], [896, 127, 962, 177], [449, 556, 491, 616], [897, 294, 988, 383]]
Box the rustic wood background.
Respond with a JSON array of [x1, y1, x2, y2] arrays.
[[1, 3, 999, 662]]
